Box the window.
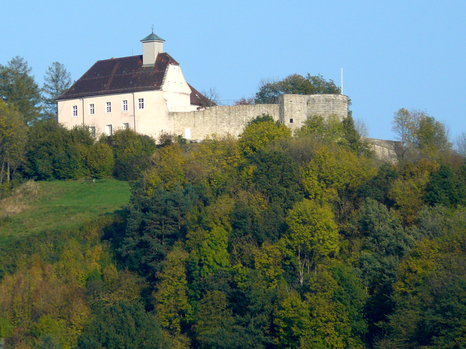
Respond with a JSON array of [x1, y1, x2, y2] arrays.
[[89, 126, 96, 138], [89, 104, 95, 115], [105, 124, 113, 136], [122, 123, 129, 130], [106, 102, 112, 113], [289, 119, 293, 124], [122, 100, 128, 111], [138, 98, 144, 110], [72, 105, 78, 117]]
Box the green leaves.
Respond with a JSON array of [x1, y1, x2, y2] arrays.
[[238, 115, 291, 155], [286, 199, 339, 261], [77, 300, 170, 349], [255, 74, 341, 104], [392, 108, 452, 162], [0, 56, 41, 125], [42, 62, 71, 120]]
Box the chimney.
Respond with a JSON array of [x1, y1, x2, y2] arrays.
[[140, 30, 165, 66]]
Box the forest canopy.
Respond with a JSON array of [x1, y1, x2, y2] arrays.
[[0, 59, 465, 348]]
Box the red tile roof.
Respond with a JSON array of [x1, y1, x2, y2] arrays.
[[57, 53, 210, 106]]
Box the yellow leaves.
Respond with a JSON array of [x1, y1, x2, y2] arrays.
[[302, 168, 338, 204], [238, 119, 291, 155], [389, 159, 439, 225], [95, 266, 143, 307], [150, 144, 187, 189], [154, 245, 190, 336], [0, 258, 91, 349], [274, 291, 310, 347], [187, 225, 230, 278], [55, 241, 102, 288], [143, 169, 162, 197], [393, 239, 441, 295], [254, 242, 284, 289], [86, 142, 114, 178], [285, 199, 340, 259], [191, 135, 240, 176], [205, 195, 235, 229], [34, 315, 67, 347], [304, 146, 376, 199]]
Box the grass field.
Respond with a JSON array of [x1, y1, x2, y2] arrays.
[[0, 179, 131, 242]]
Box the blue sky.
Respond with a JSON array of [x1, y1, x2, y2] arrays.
[[2, 0, 465, 141]]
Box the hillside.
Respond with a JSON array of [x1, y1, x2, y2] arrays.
[[0, 115, 465, 349], [0, 179, 130, 243]]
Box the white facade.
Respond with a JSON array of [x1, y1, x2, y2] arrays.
[[57, 65, 198, 139], [57, 32, 202, 139]]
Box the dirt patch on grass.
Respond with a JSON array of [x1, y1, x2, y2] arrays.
[[0, 181, 40, 217]]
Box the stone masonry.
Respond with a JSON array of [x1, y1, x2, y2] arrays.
[[170, 93, 398, 163], [170, 94, 349, 140]]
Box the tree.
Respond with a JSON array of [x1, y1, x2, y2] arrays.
[[283, 199, 339, 285], [234, 97, 254, 105], [194, 290, 239, 348], [24, 120, 90, 180], [42, 62, 71, 120], [424, 164, 466, 208], [86, 142, 114, 178], [0, 100, 27, 186], [275, 266, 367, 349], [455, 132, 466, 158], [352, 198, 421, 343], [238, 114, 291, 155], [102, 128, 156, 181], [77, 300, 170, 349], [200, 88, 220, 107], [119, 184, 198, 281], [0, 56, 41, 124], [392, 108, 451, 161], [297, 114, 372, 157], [385, 221, 466, 348], [255, 74, 341, 104], [153, 245, 191, 345]]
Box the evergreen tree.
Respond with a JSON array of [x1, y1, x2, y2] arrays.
[[0, 56, 41, 124], [42, 62, 71, 120], [77, 300, 170, 349]]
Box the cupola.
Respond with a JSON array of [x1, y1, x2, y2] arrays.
[[140, 30, 165, 66]]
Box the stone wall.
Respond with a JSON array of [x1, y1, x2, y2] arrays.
[[170, 94, 348, 140], [279, 94, 349, 131], [170, 104, 279, 140], [366, 138, 399, 163]]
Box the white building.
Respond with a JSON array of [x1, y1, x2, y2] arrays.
[[57, 31, 210, 139]]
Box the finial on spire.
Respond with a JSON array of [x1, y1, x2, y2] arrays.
[[151, 24, 154, 33]]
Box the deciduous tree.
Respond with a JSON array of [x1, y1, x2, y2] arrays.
[[392, 108, 451, 162], [238, 114, 291, 155], [283, 199, 339, 284], [255, 74, 341, 104], [0, 100, 27, 186]]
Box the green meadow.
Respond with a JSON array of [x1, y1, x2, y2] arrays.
[[0, 179, 131, 243]]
